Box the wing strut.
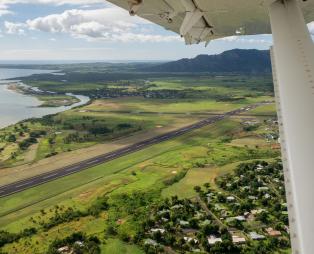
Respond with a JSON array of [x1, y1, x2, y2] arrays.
[[268, 0, 314, 253]]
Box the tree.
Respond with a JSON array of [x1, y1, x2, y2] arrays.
[[204, 183, 211, 189], [7, 134, 16, 143], [194, 186, 202, 193]]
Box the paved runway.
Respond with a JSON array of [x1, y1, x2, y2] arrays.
[[0, 104, 260, 198]]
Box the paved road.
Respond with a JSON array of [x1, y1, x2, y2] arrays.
[[0, 104, 260, 198]]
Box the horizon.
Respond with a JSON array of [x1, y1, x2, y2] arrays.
[[0, 48, 271, 65]]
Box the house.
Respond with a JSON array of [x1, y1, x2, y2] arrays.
[[244, 212, 250, 218], [227, 196, 236, 202], [248, 195, 258, 200], [171, 204, 183, 210], [251, 209, 266, 215], [57, 246, 70, 254], [151, 228, 166, 234], [74, 241, 84, 247], [249, 232, 266, 240], [144, 239, 158, 246], [258, 187, 269, 192], [235, 215, 246, 221], [265, 228, 282, 237], [179, 220, 190, 227], [184, 237, 199, 244], [157, 209, 169, 215], [264, 193, 271, 199], [207, 235, 222, 245], [256, 164, 264, 170], [232, 235, 246, 244]]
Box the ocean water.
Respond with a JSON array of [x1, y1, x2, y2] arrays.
[[0, 68, 89, 129]]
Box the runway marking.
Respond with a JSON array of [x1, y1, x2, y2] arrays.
[[66, 166, 80, 171], [42, 173, 58, 179], [86, 160, 100, 165], [16, 181, 34, 188]]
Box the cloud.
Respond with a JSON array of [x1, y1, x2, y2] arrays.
[[6, 7, 181, 43], [0, 3, 13, 16], [0, 0, 107, 16], [0, 0, 105, 6], [216, 35, 272, 45], [4, 21, 26, 35]]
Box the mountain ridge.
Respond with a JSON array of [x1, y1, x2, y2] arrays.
[[143, 49, 271, 73]]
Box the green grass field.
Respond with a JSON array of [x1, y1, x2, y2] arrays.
[[0, 113, 281, 253], [0, 74, 281, 253]]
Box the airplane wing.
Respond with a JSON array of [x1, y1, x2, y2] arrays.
[[107, 0, 314, 45]]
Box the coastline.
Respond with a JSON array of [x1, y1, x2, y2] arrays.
[[0, 83, 90, 130], [6, 82, 80, 108]]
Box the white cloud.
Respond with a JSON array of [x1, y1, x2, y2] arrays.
[[216, 35, 272, 45], [4, 21, 26, 35], [0, 3, 12, 16], [6, 7, 181, 43], [0, 0, 107, 16], [0, 0, 105, 6]]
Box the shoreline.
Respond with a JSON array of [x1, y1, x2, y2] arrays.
[[6, 82, 81, 108], [0, 83, 90, 130]]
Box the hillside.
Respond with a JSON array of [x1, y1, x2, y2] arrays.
[[144, 49, 271, 73]]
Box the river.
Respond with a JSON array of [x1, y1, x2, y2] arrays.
[[0, 68, 90, 129]]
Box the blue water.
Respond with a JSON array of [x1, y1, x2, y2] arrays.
[[0, 68, 90, 129]]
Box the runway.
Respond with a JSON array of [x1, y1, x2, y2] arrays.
[[0, 104, 260, 198]]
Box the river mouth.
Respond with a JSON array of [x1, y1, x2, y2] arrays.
[[0, 68, 90, 129]]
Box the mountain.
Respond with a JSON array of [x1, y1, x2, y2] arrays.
[[144, 49, 271, 73]]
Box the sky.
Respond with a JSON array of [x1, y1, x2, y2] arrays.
[[0, 0, 313, 62]]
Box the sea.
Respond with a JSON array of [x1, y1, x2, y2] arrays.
[[0, 68, 90, 129]]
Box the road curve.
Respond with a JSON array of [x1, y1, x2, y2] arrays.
[[0, 104, 260, 198]]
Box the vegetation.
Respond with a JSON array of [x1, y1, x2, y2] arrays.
[[140, 161, 289, 253], [0, 107, 283, 253], [0, 63, 285, 253], [46, 232, 101, 254], [0, 73, 274, 168]]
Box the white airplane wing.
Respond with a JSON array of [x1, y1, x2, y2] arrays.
[[106, 1, 314, 254], [107, 0, 314, 44]]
